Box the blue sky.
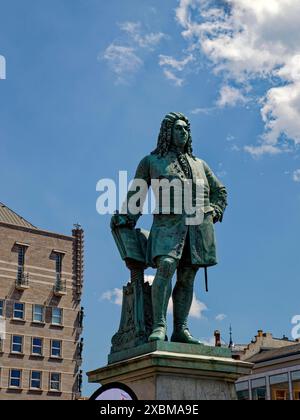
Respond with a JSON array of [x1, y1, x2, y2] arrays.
[[1, 0, 300, 396]]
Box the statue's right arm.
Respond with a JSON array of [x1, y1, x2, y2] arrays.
[[111, 156, 151, 229]]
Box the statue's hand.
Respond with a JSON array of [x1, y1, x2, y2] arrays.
[[212, 205, 222, 224], [110, 213, 136, 230]]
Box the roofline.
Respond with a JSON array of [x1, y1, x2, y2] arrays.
[[0, 221, 74, 241], [249, 345, 300, 364], [272, 338, 294, 342], [252, 352, 300, 368], [0, 202, 36, 228]]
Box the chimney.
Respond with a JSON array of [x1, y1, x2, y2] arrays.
[[214, 330, 221, 347], [282, 335, 289, 341]]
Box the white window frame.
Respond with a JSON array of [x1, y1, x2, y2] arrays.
[[9, 369, 22, 389], [31, 337, 43, 356], [32, 304, 45, 323], [11, 335, 23, 354], [49, 372, 61, 392], [30, 371, 42, 390], [51, 307, 63, 326], [50, 340, 62, 358], [13, 302, 25, 320]]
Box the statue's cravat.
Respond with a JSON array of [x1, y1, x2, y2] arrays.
[[177, 152, 192, 178], [169, 145, 192, 178]]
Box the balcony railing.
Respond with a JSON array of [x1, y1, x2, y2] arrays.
[[53, 274, 67, 296], [15, 271, 29, 290]]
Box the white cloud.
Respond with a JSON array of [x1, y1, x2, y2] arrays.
[[216, 170, 227, 178], [101, 276, 154, 306], [159, 54, 194, 71], [163, 69, 184, 87], [102, 44, 142, 84], [217, 85, 247, 108], [231, 144, 241, 152], [191, 107, 215, 115], [175, 0, 300, 156], [159, 54, 194, 86], [293, 169, 300, 182], [226, 134, 236, 142], [200, 336, 216, 346], [215, 313, 227, 322], [103, 21, 166, 83], [260, 83, 300, 145], [144, 274, 155, 285], [167, 293, 207, 319], [119, 21, 167, 49], [190, 295, 208, 318], [101, 281, 207, 320], [101, 288, 123, 306], [244, 144, 282, 158]]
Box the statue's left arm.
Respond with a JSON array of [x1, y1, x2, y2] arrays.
[[203, 161, 228, 223]]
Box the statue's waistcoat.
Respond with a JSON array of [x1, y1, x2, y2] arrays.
[[145, 152, 217, 268], [149, 152, 214, 215]]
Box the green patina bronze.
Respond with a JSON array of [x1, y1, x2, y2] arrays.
[[108, 340, 232, 365], [110, 112, 227, 354]]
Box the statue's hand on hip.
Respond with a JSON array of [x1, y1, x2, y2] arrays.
[[212, 205, 222, 224]]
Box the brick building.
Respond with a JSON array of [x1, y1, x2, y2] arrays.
[[0, 202, 84, 400]]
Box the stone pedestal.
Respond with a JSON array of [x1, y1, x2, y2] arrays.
[[88, 342, 253, 400]]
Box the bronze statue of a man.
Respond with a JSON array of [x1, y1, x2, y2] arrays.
[[112, 112, 227, 345]]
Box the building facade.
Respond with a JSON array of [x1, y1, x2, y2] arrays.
[[234, 331, 300, 400], [0, 203, 84, 400]]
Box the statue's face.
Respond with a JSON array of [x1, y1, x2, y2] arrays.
[[172, 120, 189, 149]]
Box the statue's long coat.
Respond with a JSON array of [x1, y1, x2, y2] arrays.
[[125, 151, 227, 268]]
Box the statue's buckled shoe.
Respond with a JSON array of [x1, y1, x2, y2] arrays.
[[171, 329, 201, 345], [148, 326, 166, 342]]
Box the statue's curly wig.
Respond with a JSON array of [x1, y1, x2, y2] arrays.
[[151, 112, 195, 159]]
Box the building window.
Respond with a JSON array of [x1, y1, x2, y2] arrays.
[[11, 335, 23, 354], [13, 302, 25, 320], [32, 337, 43, 356], [10, 369, 22, 388], [55, 253, 63, 276], [30, 371, 42, 390], [32, 305, 44, 323], [51, 340, 62, 358], [17, 245, 25, 280], [51, 307, 63, 326], [292, 370, 300, 400], [251, 377, 267, 400], [49, 373, 61, 392], [0, 300, 4, 317], [270, 373, 290, 400], [53, 252, 66, 295], [236, 381, 250, 400]]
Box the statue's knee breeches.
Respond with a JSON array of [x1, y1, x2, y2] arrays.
[[156, 256, 178, 279]]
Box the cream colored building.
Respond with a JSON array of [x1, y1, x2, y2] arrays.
[[0, 202, 84, 400], [234, 331, 300, 400]]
